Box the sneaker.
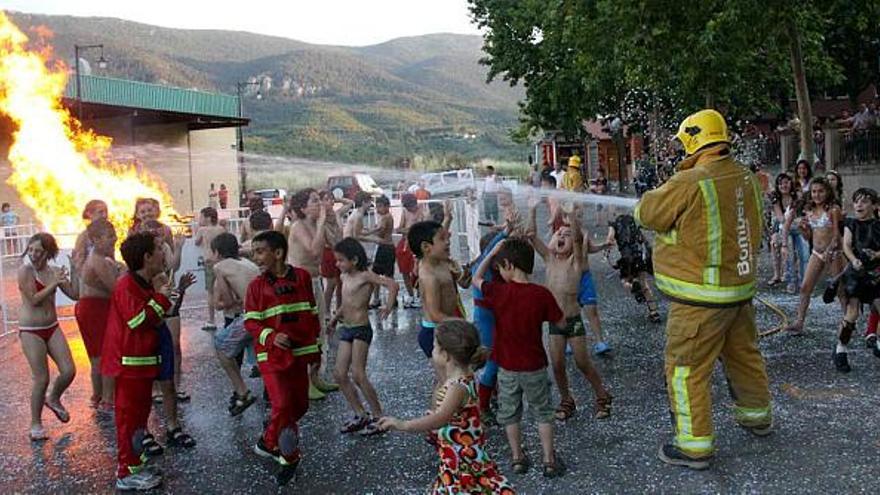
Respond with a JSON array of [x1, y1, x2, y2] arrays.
[[866, 334, 878, 350], [249, 365, 261, 378], [254, 437, 280, 460], [833, 350, 851, 373], [657, 444, 711, 470], [115, 471, 162, 491], [201, 323, 217, 332], [340, 415, 370, 434], [593, 342, 612, 356], [314, 380, 340, 393], [276, 459, 300, 486], [308, 383, 326, 401]]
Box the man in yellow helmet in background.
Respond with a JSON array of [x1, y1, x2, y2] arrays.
[[634, 109, 772, 470], [562, 155, 585, 192]]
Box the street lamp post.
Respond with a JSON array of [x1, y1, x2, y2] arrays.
[[74, 44, 107, 122], [235, 81, 261, 202]]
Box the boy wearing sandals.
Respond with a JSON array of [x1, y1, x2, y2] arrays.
[[473, 237, 566, 478], [211, 233, 261, 415], [329, 237, 398, 435], [528, 203, 613, 422]]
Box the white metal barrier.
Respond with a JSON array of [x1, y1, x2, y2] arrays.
[[0, 200, 485, 339]]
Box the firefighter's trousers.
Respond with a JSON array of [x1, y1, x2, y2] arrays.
[[664, 301, 772, 458], [114, 377, 153, 478], [262, 362, 309, 464]]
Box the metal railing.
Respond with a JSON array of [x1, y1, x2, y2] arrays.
[[837, 128, 880, 167], [0, 223, 40, 259]]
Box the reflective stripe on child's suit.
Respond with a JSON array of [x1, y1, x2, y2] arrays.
[[244, 265, 320, 466]]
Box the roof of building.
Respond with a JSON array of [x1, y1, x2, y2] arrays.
[[63, 74, 247, 127]]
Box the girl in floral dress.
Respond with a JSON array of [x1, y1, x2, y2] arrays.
[[380, 319, 515, 494]]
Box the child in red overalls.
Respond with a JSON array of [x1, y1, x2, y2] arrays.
[[245, 230, 321, 486], [102, 232, 172, 491]]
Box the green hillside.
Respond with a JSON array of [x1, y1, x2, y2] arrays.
[[7, 11, 526, 166]]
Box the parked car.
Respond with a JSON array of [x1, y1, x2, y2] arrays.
[[253, 188, 287, 218], [420, 168, 476, 197], [327, 173, 384, 200]]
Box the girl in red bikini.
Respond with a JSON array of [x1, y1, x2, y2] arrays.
[[17, 233, 79, 441]]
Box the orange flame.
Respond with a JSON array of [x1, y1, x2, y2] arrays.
[[0, 12, 178, 247]]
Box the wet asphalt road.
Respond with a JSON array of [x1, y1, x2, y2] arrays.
[[1, 240, 880, 494]]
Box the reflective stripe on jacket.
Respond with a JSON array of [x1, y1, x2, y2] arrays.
[[634, 148, 763, 307], [244, 265, 321, 373], [101, 272, 172, 378]]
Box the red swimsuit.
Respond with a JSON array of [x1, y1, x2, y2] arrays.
[[19, 277, 59, 342]]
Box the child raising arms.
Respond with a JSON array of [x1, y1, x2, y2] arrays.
[[330, 237, 398, 435], [379, 320, 514, 494]]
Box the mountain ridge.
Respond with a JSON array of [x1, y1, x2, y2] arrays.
[[6, 11, 525, 165]]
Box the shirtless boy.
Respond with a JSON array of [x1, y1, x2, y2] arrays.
[[18, 233, 78, 440], [529, 203, 612, 421], [397, 193, 426, 308], [278, 188, 338, 399], [364, 195, 396, 307], [344, 191, 372, 239], [330, 237, 398, 435], [75, 219, 121, 413], [211, 232, 261, 415], [407, 204, 465, 370], [319, 191, 354, 314], [194, 206, 226, 330]]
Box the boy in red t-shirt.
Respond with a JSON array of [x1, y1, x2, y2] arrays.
[[474, 237, 566, 478]]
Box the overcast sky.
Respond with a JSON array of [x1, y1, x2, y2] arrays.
[[1, 0, 482, 46]]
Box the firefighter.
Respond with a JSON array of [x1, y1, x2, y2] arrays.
[[102, 232, 173, 491], [245, 230, 321, 486], [562, 155, 585, 192], [634, 109, 772, 470]]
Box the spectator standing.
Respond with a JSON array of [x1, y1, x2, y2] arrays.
[[218, 184, 229, 210], [2, 202, 19, 255], [208, 183, 219, 209], [549, 162, 565, 190], [483, 165, 501, 223]]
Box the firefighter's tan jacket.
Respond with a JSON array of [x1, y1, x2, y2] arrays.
[[634, 146, 763, 307]]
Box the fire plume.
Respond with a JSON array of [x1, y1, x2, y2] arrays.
[[0, 12, 178, 247]]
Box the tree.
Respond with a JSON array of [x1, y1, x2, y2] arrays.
[[469, 0, 844, 165]]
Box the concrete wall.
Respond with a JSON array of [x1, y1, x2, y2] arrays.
[[188, 127, 239, 213]]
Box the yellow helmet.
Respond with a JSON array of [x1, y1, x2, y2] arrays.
[[675, 109, 729, 156], [568, 155, 581, 168]]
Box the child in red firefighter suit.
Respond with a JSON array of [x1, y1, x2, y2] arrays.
[[102, 232, 172, 491], [245, 231, 321, 486]]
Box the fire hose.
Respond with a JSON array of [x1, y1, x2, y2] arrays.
[[755, 296, 789, 339]]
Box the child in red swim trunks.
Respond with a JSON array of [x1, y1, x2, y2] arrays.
[[75, 219, 121, 413]]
